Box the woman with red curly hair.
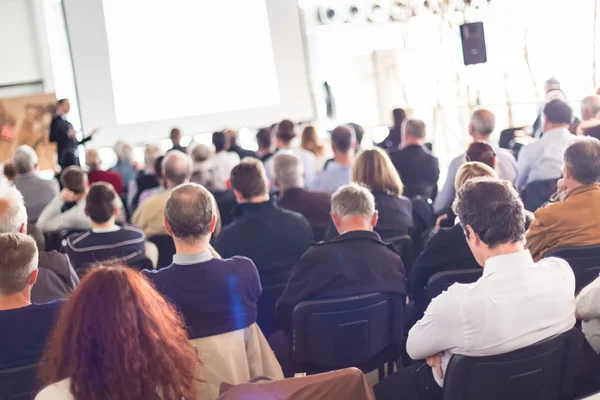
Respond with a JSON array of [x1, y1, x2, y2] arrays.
[[35, 266, 200, 400]]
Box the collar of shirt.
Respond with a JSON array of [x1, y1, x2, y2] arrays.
[[540, 127, 572, 141], [331, 230, 382, 243], [564, 184, 600, 201], [173, 251, 213, 265], [324, 161, 351, 172], [92, 225, 121, 233], [233, 199, 275, 218], [483, 249, 534, 278]]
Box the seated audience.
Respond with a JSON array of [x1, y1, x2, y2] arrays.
[[265, 120, 317, 186], [214, 159, 313, 288], [409, 162, 497, 323], [578, 95, 600, 139], [434, 109, 517, 215], [256, 127, 275, 162], [389, 119, 439, 199], [128, 143, 162, 211], [0, 188, 78, 303], [517, 99, 575, 190], [85, 148, 124, 194], [189, 143, 216, 191], [0, 233, 64, 369], [168, 127, 186, 153], [143, 183, 261, 339], [36, 267, 200, 400], [137, 155, 165, 205], [301, 125, 327, 172], [374, 178, 575, 399], [66, 183, 147, 273], [309, 126, 355, 193], [274, 152, 331, 240], [327, 148, 412, 240], [378, 108, 406, 150], [111, 141, 137, 188], [225, 128, 258, 159], [276, 183, 407, 331], [132, 150, 192, 238], [526, 137, 600, 261], [12, 145, 59, 223], [211, 130, 240, 191]]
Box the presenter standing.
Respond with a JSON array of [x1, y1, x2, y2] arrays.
[[49, 99, 99, 170]]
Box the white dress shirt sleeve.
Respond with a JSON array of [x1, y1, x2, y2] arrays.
[[577, 276, 600, 321], [516, 144, 533, 190], [36, 196, 67, 232], [433, 155, 463, 215]]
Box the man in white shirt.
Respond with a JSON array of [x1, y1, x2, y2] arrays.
[[517, 99, 575, 190], [433, 110, 518, 215], [210, 131, 240, 191], [374, 178, 575, 400], [309, 126, 354, 194]]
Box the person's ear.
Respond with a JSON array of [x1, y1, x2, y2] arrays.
[[465, 224, 480, 246], [266, 180, 271, 193], [232, 189, 244, 203], [208, 215, 217, 234], [468, 123, 475, 138], [164, 218, 173, 237], [19, 223, 27, 234], [331, 212, 342, 232], [29, 269, 38, 286], [226, 179, 232, 190], [371, 210, 379, 228], [84, 209, 89, 217], [273, 177, 279, 188], [563, 165, 571, 180], [113, 206, 119, 217]]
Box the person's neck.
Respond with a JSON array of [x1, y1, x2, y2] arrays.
[[239, 194, 269, 204], [544, 123, 569, 133], [564, 179, 589, 193], [483, 241, 525, 265], [279, 185, 301, 197], [258, 148, 272, 156], [333, 152, 353, 166], [472, 134, 491, 143], [174, 237, 212, 255], [0, 290, 32, 311], [277, 141, 292, 150], [402, 138, 425, 148], [336, 216, 373, 235], [92, 218, 116, 230]]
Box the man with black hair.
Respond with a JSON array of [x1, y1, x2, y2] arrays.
[[211, 131, 240, 191], [309, 126, 355, 193]]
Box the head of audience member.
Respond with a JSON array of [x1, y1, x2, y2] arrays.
[[0, 233, 38, 309], [402, 119, 426, 147], [170, 127, 182, 147], [581, 95, 600, 121], [331, 183, 378, 235], [347, 122, 364, 149], [85, 183, 120, 229], [85, 149, 103, 172], [3, 163, 15, 183], [466, 142, 496, 170], [40, 266, 199, 399], [560, 137, 600, 193], [0, 187, 28, 235], [468, 109, 496, 141], [12, 145, 39, 175], [353, 148, 403, 197], [164, 183, 217, 254], [56, 98, 70, 115], [453, 178, 526, 266], [273, 152, 304, 195], [544, 77, 561, 95], [331, 126, 355, 165], [114, 141, 134, 164], [162, 151, 192, 189], [392, 108, 406, 128], [543, 99, 573, 133], [212, 131, 230, 153], [144, 143, 162, 172], [256, 128, 274, 156], [190, 143, 212, 164], [454, 162, 498, 192], [276, 119, 297, 149], [60, 166, 89, 202], [223, 129, 239, 147], [301, 126, 325, 157], [229, 159, 269, 204]]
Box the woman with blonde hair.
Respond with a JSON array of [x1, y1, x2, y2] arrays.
[[301, 126, 327, 171]]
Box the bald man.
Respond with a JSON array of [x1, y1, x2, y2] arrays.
[[579, 95, 600, 140], [132, 150, 193, 238], [85, 149, 124, 194], [433, 110, 518, 215]]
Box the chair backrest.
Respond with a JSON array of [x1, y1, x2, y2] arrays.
[[291, 293, 404, 370], [256, 282, 288, 339], [521, 179, 558, 212], [0, 364, 38, 400], [425, 269, 483, 303], [384, 235, 414, 273], [443, 328, 583, 400], [544, 244, 600, 292], [127, 257, 154, 272], [149, 235, 176, 269]]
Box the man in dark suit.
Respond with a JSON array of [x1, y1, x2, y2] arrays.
[[389, 119, 439, 199], [49, 99, 97, 170]]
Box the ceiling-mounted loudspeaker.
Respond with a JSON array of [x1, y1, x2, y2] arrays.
[[346, 3, 367, 23], [368, 1, 392, 23], [318, 5, 346, 25], [390, 1, 413, 21]]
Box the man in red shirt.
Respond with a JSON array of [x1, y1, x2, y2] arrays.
[[85, 149, 124, 195]]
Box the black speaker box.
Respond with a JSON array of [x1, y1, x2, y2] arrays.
[[460, 22, 487, 65]]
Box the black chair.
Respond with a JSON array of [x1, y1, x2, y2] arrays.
[[291, 293, 404, 380], [521, 178, 558, 212], [257, 282, 287, 339], [149, 235, 176, 269], [443, 328, 583, 400], [544, 244, 600, 292], [0, 363, 38, 400], [385, 235, 414, 274], [425, 269, 483, 303]]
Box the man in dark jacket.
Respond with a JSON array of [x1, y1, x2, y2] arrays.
[[276, 183, 407, 332]]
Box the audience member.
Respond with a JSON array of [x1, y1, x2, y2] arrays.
[[526, 137, 600, 260], [301, 125, 327, 171], [12, 145, 59, 222], [137, 155, 165, 205], [36, 267, 200, 400], [265, 120, 317, 185], [309, 126, 355, 193], [111, 141, 137, 188], [375, 178, 575, 399], [189, 142, 216, 191], [274, 152, 331, 241], [389, 119, 439, 199], [3, 162, 15, 184], [168, 127, 186, 153], [225, 128, 258, 159], [379, 108, 406, 150], [0, 188, 78, 303], [466, 141, 496, 169], [0, 233, 64, 369], [215, 159, 313, 288], [256, 128, 275, 162], [578, 95, 600, 139], [434, 109, 517, 215], [143, 183, 261, 339], [577, 277, 600, 354], [128, 143, 162, 211], [85, 148, 125, 194], [517, 99, 575, 190], [276, 183, 407, 331], [348, 122, 365, 151], [132, 150, 192, 238], [66, 183, 147, 273], [211, 130, 241, 191], [409, 162, 497, 323]]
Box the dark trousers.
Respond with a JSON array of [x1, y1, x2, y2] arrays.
[[374, 363, 443, 400]]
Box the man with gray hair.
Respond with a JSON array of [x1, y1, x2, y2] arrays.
[[274, 152, 331, 240], [526, 137, 600, 260], [434, 109, 518, 215], [12, 145, 59, 223], [0, 233, 66, 369], [132, 150, 193, 238], [276, 183, 407, 332]]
